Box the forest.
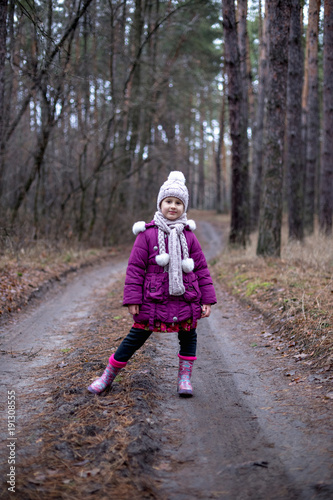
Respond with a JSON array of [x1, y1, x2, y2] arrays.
[[0, 0, 332, 255], [1, 2, 333, 497]]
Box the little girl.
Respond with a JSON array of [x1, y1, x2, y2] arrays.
[[88, 171, 217, 397]]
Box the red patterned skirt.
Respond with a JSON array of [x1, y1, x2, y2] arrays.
[[133, 318, 197, 333]]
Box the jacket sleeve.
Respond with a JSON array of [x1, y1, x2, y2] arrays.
[[123, 232, 148, 306], [188, 232, 217, 305]]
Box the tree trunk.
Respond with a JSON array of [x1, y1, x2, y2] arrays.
[[237, 0, 249, 230], [251, 0, 267, 229], [245, 17, 255, 135], [198, 91, 205, 209], [215, 86, 226, 213], [286, 0, 304, 241], [128, 0, 144, 159], [11, 125, 52, 224], [237, 0, 249, 141], [319, 0, 333, 234], [257, 0, 291, 257], [222, 0, 249, 247], [301, 5, 309, 183], [0, 0, 7, 135], [304, 0, 321, 234], [0, 0, 8, 195]]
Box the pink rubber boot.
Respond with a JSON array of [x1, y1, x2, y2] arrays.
[[177, 355, 196, 397], [88, 354, 127, 394]]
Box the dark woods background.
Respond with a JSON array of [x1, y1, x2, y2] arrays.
[[0, 0, 332, 255]]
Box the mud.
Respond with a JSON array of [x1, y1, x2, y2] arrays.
[[0, 259, 126, 390], [150, 290, 333, 499], [0, 260, 127, 474], [0, 217, 332, 499]]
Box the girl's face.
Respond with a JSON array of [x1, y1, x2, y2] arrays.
[[160, 197, 185, 220]]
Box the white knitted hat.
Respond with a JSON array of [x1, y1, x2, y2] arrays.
[[157, 171, 189, 212]]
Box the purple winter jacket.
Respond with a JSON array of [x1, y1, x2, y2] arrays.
[[123, 221, 217, 329]]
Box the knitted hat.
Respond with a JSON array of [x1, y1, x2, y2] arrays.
[[157, 171, 189, 212]]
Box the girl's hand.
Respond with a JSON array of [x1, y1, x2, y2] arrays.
[[128, 304, 140, 315], [201, 304, 211, 318]]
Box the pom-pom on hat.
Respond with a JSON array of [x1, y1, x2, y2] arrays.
[[157, 171, 189, 212]]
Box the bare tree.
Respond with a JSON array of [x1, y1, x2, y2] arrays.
[[0, 0, 223, 245]]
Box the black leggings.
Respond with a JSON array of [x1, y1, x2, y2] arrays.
[[114, 327, 197, 362]]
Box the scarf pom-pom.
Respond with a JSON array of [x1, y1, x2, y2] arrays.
[[187, 219, 196, 231], [182, 257, 194, 273], [132, 221, 146, 235], [156, 253, 170, 267]]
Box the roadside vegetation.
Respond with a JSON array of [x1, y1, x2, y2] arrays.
[[212, 215, 333, 372], [0, 242, 118, 317]]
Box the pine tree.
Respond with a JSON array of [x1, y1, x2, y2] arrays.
[[303, 0, 321, 234], [319, 0, 333, 234], [286, 0, 304, 241], [222, 0, 249, 247], [257, 0, 291, 257]]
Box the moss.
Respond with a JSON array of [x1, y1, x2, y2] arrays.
[[245, 280, 273, 297]]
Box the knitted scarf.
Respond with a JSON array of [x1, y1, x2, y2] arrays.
[[153, 211, 193, 296]]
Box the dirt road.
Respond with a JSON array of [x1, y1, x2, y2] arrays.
[[0, 259, 127, 393], [144, 220, 333, 499], [0, 219, 332, 499], [151, 288, 333, 500]]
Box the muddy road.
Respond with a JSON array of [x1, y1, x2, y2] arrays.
[[147, 221, 333, 500], [1, 218, 332, 499], [152, 288, 333, 500], [0, 260, 127, 394]]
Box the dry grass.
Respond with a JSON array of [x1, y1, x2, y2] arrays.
[[13, 278, 162, 499], [214, 223, 333, 370], [0, 243, 120, 316]]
